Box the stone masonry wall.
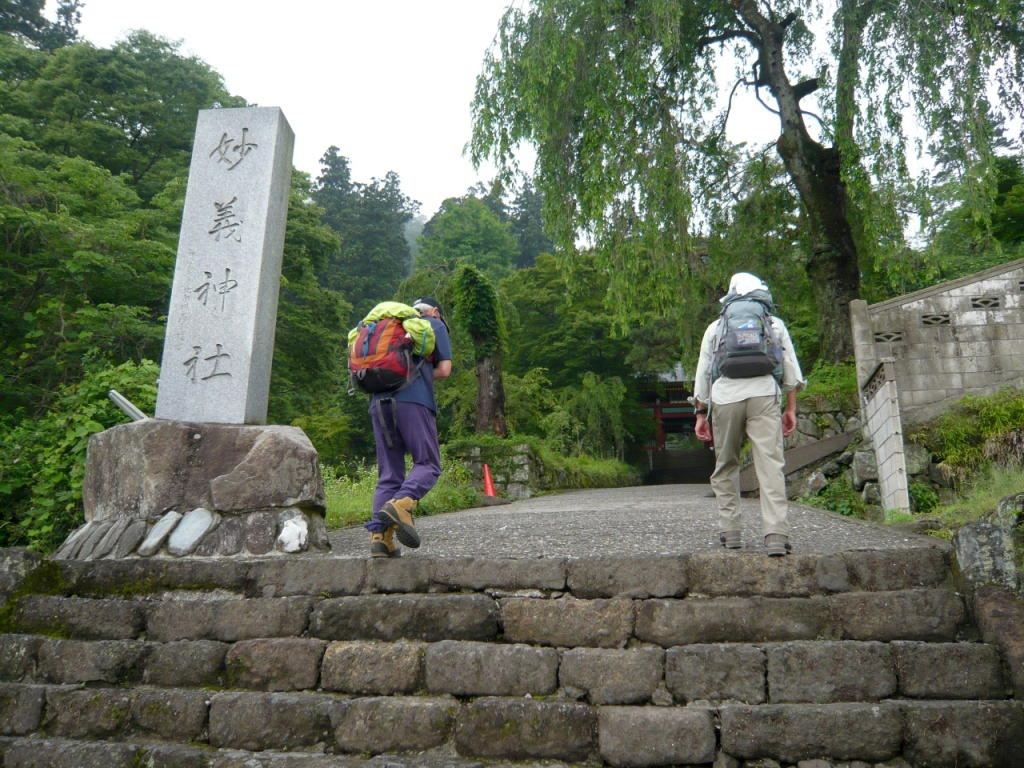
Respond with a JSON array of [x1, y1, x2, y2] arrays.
[[3, 548, 1024, 767]]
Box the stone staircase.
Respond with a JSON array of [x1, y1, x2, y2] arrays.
[[1, 547, 1022, 768]]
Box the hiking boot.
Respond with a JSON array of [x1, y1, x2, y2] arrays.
[[765, 533, 792, 557], [379, 497, 421, 548], [369, 528, 400, 558], [720, 531, 742, 549]]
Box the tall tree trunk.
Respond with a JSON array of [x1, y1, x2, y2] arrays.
[[776, 140, 861, 360], [737, 0, 862, 361], [475, 356, 507, 437]]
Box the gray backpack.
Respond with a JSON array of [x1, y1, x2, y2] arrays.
[[711, 296, 784, 382]]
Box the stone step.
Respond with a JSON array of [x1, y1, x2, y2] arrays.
[[2, 695, 1022, 767], [1, 637, 1010, 702], [47, 549, 953, 600], [6, 586, 969, 646], [5, 548, 1022, 766]]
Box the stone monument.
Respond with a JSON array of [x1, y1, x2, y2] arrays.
[[156, 106, 292, 425], [54, 107, 330, 561]]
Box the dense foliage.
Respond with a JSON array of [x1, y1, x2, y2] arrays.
[[911, 389, 1024, 488], [452, 262, 507, 436], [312, 147, 418, 325], [471, 0, 1024, 361], [0, 25, 353, 548], [1, 0, 80, 50], [416, 196, 519, 284]]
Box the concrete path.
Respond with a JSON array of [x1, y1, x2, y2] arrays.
[[327, 483, 948, 559]]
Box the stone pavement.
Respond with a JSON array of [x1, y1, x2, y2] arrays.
[[327, 483, 948, 558]]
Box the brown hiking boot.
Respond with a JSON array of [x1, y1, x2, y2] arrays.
[[379, 497, 420, 548], [720, 531, 742, 549], [765, 534, 792, 557], [369, 527, 400, 558]]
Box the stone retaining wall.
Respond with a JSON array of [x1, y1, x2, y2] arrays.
[[2, 547, 1023, 767]]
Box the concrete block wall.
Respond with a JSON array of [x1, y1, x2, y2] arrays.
[[861, 362, 910, 512], [851, 257, 1024, 426], [850, 258, 1024, 512]]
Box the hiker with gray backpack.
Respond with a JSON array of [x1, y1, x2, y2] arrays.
[[691, 273, 806, 556]]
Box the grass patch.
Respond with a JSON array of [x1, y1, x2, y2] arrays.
[[323, 458, 481, 530], [883, 508, 916, 525], [928, 464, 1024, 529], [322, 463, 378, 529], [798, 359, 859, 412], [801, 474, 864, 517]]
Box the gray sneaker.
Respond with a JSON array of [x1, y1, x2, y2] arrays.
[[764, 534, 792, 557], [720, 531, 742, 549]]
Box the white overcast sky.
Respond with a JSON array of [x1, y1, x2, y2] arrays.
[[55, 0, 515, 218]]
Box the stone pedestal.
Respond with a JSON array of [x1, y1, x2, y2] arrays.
[[53, 419, 329, 560]]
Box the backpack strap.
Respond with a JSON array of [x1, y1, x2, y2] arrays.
[[375, 397, 399, 449], [710, 317, 725, 384]]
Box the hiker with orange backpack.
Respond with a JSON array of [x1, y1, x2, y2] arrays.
[[692, 273, 806, 556], [349, 297, 453, 558]]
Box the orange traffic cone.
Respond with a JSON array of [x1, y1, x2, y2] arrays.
[[483, 464, 497, 497]]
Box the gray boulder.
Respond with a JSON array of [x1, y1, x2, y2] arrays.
[[82, 419, 324, 522]]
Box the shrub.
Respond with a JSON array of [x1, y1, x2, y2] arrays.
[[0, 359, 159, 552], [799, 359, 859, 412], [908, 482, 939, 514], [805, 475, 864, 517], [913, 388, 1024, 486]]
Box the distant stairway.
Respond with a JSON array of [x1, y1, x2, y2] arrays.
[[1, 547, 1022, 767]]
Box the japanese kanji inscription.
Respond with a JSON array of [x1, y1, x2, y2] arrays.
[[155, 107, 295, 424]]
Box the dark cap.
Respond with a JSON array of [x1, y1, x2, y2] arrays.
[[412, 297, 443, 315]]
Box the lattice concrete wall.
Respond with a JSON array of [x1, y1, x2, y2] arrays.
[[850, 257, 1024, 426], [860, 362, 910, 512], [850, 258, 1024, 512]]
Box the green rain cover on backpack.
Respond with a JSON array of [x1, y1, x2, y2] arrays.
[[347, 301, 436, 394]]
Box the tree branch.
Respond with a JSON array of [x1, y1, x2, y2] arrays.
[[714, 78, 748, 140], [792, 77, 820, 103], [697, 29, 759, 53]]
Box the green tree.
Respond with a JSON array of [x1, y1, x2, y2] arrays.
[[497, 252, 651, 457], [502, 367, 559, 437], [417, 196, 519, 284], [543, 372, 629, 460], [268, 170, 351, 427], [0, 133, 176, 416], [927, 155, 1024, 283], [472, 0, 1024, 362], [452, 262, 507, 436], [507, 180, 554, 270], [1, 0, 80, 50], [12, 31, 242, 201], [313, 146, 418, 324], [501, 252, 635, 389]]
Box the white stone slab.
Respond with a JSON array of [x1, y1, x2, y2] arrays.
[[138, 510, 183, 557], [167, 507, 220, 556], [156, 107, 295, 424]]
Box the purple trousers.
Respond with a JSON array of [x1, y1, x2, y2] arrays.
[[364, 398, 442, 532]]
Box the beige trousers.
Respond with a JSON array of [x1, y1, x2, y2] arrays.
[[709, 394, 790, 537]]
